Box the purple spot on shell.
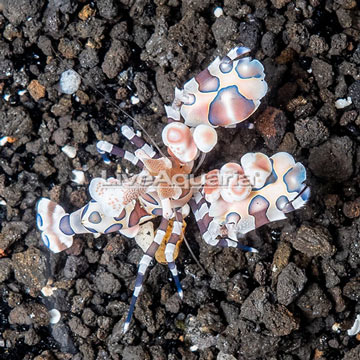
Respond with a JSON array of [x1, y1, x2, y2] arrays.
[[226, 212, 240, 224], [59, 215, 75, 235], [235, 58, 264, 79], [219, 56, 233, 73], [104, 223, 123, 233], [141, 193, 159, 206], [283, 163, 306, 193], [152, 208, 162, 216], [36, 214, 43, 229], [41, 233, 50, 248], [114, 208, 126, 221], [88, 211, 102, 224], [276, 195, 295, 213], [195, 68, 220, 93], [248, 195, 270, 228], [208, 85, 255, 126]]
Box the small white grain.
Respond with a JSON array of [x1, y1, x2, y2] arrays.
[[41, 285, 56, 297], [49, 309, 61, 324], [335, 97, 352, 109], [72, 170, 86, 185], [131, 95, 140, 104], [59, 69, 81, 95], [214, 7, 224, 18], [61, 145, 77, 159]]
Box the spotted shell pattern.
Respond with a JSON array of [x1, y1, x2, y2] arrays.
[[205, 152, 310, 235], [179, 47, 268, 127]]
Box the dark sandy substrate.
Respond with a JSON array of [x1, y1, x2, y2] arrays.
[[0, 0, 360, 359]]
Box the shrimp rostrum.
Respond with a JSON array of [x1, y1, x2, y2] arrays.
[[36, 47, 310, 332]]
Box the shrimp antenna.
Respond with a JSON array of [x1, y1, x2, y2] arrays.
[[170, 206, 205, 273], [193, 152, 206, 175], [50, 45, 166, 158], [183, 236, 206, 273], [286, 183, 310, 205]]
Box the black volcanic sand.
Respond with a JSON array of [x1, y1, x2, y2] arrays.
[[1, 1, 360, 359]]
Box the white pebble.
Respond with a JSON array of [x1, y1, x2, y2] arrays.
[[3, 94, 10, 101], [214, 7, 224, 18], [17, 89, 27, 96], [72, 170, 86, 185], [61, 145, 77, 159], [131, 95, 140, 104], [41, 285, 56, 297], [332, 322, 341, 333], [59, 69, 81, 95], [0, 199, 6, 206], [335, 96, 352, 109], [348, 314, 360, 336], [49, 309, 61, 324]]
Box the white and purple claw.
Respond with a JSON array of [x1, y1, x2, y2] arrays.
[[177, 46, 268, 128]]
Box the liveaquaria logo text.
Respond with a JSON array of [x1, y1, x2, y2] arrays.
[[98, 169, 262, 190]]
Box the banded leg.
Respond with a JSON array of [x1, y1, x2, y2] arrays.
[[164, 210, 184, 299], [96, 140, 144, 168], [123, 216, 169, 333], [121, 125, 160, 159], [189, 192, 258, 252]]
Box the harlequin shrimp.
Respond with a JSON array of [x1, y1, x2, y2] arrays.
[[36, 47, 309, 333]]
